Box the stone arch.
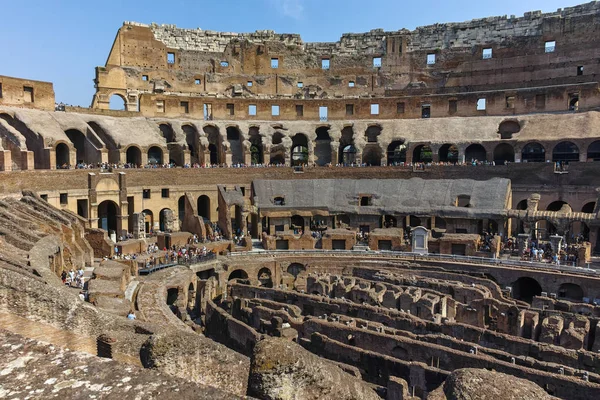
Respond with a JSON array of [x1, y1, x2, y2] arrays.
[[292, 133, 309, 167], [226, 126, 244, 164], [182, 124, 200, 164], [558, 283, 584, 301], [98, 200, 119, 234], [582, 202, 596, 213], [272, 131, 285, 145], [498, 120, 521, 139], [588, 140, 600, 161], [291, 215, 305, 231], [204, 125, 223, 165], [270, 131, 286, 165], [362, 144, 382, 166], [198, 195, 211, 220], [258, 267, 273, 288], [287, 263, 306, 278], [521, 142, 545, 163], [439, 143, 459, 163], [55, 142, 70, 168], [546, 201, 570, 212], [142, 209, 154, 234], [365, 125, 381, 143], [147, 146, 163, 165], [228, 269, 249, 281], [109, 93, 126, 111], [178, 195, 186, 224], [159, 123, 175, 143], [125, 145, 142, 166], [552, 141, 579, 163], [159, 208, 173, 232], [315, 126, 331, 166], [515, 199, 528, 210], [465, 144, 486, 162], [412, 144, 433, 163], [493, 143, 515, 165], [387, 140, 406, 165], [512, 277, 542, 303], [64, 129, 89, 165], [339, 126, 355, 164], [166, 288, 179, 307], [249, 127, 263, 165]]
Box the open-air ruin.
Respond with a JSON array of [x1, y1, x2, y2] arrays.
[[2, 2, 600, 399]]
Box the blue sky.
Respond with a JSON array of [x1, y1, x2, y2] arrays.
[[0, 0, 586, 106]]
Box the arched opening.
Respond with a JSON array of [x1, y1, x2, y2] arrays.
[[362, 144, 382, 166], [55, 143, 70, 168], [439, 143, 459, 164], [178, 196, 186, 224], [391, 346, 409, 359], [64, 129, 88, 165], [142, 209, 154, 234], [493, 143, 515, 165], [166, 288, 179, 307], [97, 200, 118, 234], [342, 145, 356, 165], [588, 141, 600, 161], [126, 146, 142, 166], [315, 127, 332, 166], [569, 96, 579, 111], [226, 126, 244, 164], [465, 144, 486, 162], [521, 142, 545, 163], [547, 201, 569, 212], [159, 208, 173, 232], [228, 269, 249, 281], [270, 131, 286, 165], [204, 125, 222, 165], [512, 277, 542, 303], [159, 124, 175, 143], [258, 268, 273, 288], [287, 263, 306, 278], [387, 141, 406, 165], [292, 133, 309, 166], [197, 195, 210, 220], [249, 127, 263, 165], [498, 120, 521, 139], [272, 131, 284, 145], [339, 127, 355, 165], [552, 141, 579, 163], [412, 144, 433, 163], [291, 215, 305, 232], [337, 214, 350, 228], [384, 215, 397, 228], [516, 200, 528, 210], [365, 125, 381, 143], [109, 94, 126, 111], [147, 146, 163, 165], [582, 202, 596, 213], [182, 125, 200, 164], [558, 283, 584, 301]]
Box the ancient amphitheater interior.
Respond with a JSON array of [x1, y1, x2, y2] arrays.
[[2, 2, 600, 399]]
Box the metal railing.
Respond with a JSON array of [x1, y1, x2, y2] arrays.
[[138, 253, 217, 275]]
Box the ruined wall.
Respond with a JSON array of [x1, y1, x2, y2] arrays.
[[0, 75, 55, 111]]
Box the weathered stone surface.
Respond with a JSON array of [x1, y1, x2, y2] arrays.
[[427, 368, 555, 400], [247, 337, 380, 400], [141, 331, 250, 397], [0, 330, 243, 399]]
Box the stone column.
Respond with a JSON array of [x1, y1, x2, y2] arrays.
[[22, 151, 34, 170], [47, 148, 56, 170], [307, 141, 315, 166], [330, 141, 339, 165], [183, 149, 191, 166], [0, 150, 12, 171]]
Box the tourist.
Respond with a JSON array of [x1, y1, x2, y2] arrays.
[[127, 311, 136, 320]]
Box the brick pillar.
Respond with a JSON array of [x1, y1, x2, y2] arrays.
[[0, 150, 12, 171]]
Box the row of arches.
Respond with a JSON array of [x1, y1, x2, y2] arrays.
[[45, 119, 600, 168]]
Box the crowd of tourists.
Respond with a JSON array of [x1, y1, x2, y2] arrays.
[[61, 268, 85, 289], [55, 158, 524, 171]]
